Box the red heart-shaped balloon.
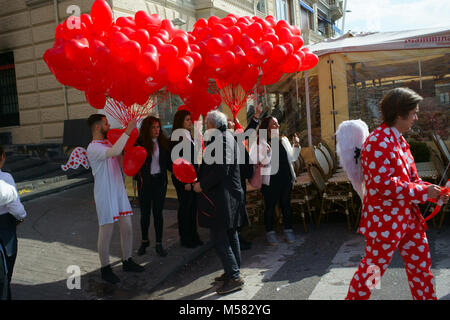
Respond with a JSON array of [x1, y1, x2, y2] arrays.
[[239, 65, 259, 92], [91, 0, 113, 32], [270, 44, 289, 64], [194, 18, 208, 29], [247, 22, 263, 41], [123, 146, 147, 176], [172, 34, 189, 57], [159, 44, 178, 67], [124, 128, 139, 151], [227, 26, 242, 43], [291, 35, 304, 51], [211, 24, 227, 37], [65, 38, 90, 65], [277, 27, 293, 44], [206, 37, 226, 54], [107, 128, 125, 145], [137, 52, 159, 77], [172, 158, 197, 183]]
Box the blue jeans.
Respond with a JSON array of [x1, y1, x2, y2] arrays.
[[210, 228, 241, 280]]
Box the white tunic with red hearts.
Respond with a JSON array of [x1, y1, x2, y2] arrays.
[[87, 139, 133, 226]]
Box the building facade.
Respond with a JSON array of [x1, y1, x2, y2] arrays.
[[0, 0, 343, 146]]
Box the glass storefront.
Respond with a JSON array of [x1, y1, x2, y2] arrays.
[[263, 72, 321, 145], [346, 52, 450, 141]]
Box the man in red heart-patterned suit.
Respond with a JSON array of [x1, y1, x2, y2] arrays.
[[346, 88, 447, 300]]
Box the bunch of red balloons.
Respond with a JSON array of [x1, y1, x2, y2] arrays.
[[189, 14, 319, 118], [43, 0, 199, 110]]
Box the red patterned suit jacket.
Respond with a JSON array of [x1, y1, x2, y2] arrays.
[[358, 123, 431, 243]]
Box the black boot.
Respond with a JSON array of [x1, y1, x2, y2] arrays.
[[101, 265, 120, 284], [155, 243, 168, 257], [137, 240, 149, 256], [122, 258, 145, 272]]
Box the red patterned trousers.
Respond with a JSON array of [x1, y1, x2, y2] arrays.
[[346, 218, 436, 300]]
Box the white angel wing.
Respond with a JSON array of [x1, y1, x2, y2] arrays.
[[61, 147, 90, 171], [335, 120, 369, 199]]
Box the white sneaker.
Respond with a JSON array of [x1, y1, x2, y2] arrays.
[[284, 229, 295, 244], [266, 231, 278, 246]]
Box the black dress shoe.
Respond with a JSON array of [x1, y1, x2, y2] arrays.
[[216, 277, 244, 295], [155, 243, 168, 257], [137, 241, 149, 256], [101, 265, 120, 284], [214, 273, 227, 282], [122, 258, 145, 272]]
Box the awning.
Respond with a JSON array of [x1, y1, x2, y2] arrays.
[[309, 27, 450, 56], [318, 14, 332, 24], [299, 1, 314, 14], [333, 25, 342, 35]]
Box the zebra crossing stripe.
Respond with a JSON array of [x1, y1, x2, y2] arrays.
[[434, 233, 450, 300], [308, 237, 365, 300], [200, 235, 306, 300]]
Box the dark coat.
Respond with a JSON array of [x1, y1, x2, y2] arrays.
[[237, 117, 259, 182], [136, 138, 171, 186], [234, 117, 259, 228], [197, 131, 246, 230]]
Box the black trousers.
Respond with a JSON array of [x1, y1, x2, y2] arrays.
[[137, 174, 167, 243], [261, 180, 293, 232], [0, 214, 18, 300], [172, 175, 201, 245]]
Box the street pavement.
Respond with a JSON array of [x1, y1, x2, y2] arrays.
[[10, 180, 450, 300], [145, 218, 450, 301], [12, 183, 212, 300]]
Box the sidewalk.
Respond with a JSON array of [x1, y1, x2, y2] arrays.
[[12, 182, 213, 300]]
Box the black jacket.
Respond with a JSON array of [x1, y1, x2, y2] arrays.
[[237, 117, 259, 182], [197, 131, 246, 230], [136, 139, 171, 186]]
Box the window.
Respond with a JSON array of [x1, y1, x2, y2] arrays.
[[256, 0, 266, 13], [346, 54, 450, 140], [276, 0, 292, 23], [300, 7, 313, 30], [0, 52, 20, 128]]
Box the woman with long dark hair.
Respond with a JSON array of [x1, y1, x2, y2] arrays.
[[136, 116, 171, 257], [170, 110, 203, 248]]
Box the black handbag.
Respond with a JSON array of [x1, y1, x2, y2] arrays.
[[196, 191, 216, 228]]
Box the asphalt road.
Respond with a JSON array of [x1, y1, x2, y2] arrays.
[[145, 217, 450, 301]]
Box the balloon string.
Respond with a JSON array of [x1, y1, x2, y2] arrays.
[[214, 82, 263, 119]]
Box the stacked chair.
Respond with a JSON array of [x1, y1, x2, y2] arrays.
[[291, 153, 316, 232], [430, 134, 450, 229], [300, 142, 356, 231]]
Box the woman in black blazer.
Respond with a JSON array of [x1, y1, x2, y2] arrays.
[[136, 116, 171, 257], [169, 110, 203, 248]]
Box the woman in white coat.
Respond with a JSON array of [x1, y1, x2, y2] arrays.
[[250, 117, 300, 245]]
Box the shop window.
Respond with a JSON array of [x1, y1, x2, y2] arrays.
[[0, 52, 20, 128], [264, 73, 321, 145]]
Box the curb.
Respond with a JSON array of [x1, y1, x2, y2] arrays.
[[20, 177, 94, 203]]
